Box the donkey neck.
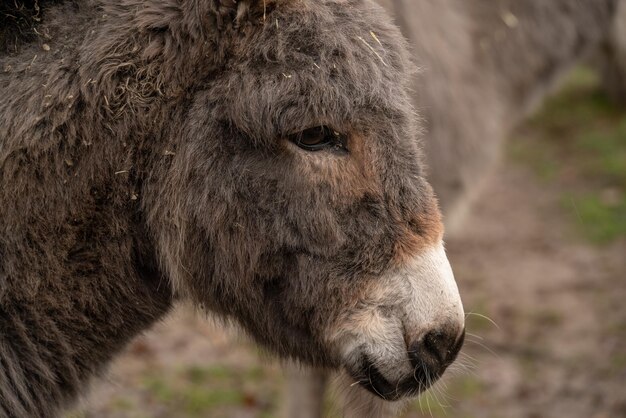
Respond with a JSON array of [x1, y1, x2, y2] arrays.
[[0, 192, 173, 417]]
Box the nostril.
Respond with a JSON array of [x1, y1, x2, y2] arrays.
[[450, 328, 465, 363], [424, 329, 446, 364], [408, 327, 465, 373]]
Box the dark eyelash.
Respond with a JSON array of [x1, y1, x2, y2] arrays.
[[288, 126, 348, 152]]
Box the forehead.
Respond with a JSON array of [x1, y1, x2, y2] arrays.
[[210, 0, 415, 140]]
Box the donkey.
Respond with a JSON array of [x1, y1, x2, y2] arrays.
[[284, 0, 624, 417], [0, 0, 466, 416]]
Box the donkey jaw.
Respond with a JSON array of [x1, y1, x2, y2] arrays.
[[332, 243, 465, 400]]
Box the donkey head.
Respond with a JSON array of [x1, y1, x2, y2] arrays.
[[147, 0, 464, 400]]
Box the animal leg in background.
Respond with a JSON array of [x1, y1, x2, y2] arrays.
[[283, 367, 401, 418], [596, 0, 626, 104], [282, 367, 327, 418]]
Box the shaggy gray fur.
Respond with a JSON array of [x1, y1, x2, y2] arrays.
[[1, 0, 441, 416]]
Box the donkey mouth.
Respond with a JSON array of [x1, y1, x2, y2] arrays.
[[346, 329, 465, 401], [346, 355, 441, 401]]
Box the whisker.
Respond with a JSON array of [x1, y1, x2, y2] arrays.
[[367, 365, 386, 400], [419, 362, 436, 418], [448, 359, 476, 375], [417, 382, 425, 414], [425, 389, 434, 418], [428, 383, 446, 412], [465, 331, 484, 340], [463, 339, 500, 358], [457, 350, 479, 364], [465, 311, 500, 329]]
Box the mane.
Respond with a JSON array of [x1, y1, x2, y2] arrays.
[[0, 0, 65, 53]]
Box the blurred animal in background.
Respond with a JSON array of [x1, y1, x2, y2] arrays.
[[596, 0, 626, 104], [284, 0, 626, 417], [0, 0, 467, 416]]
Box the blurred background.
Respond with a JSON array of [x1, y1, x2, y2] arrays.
[[66, 65, 626, 418]]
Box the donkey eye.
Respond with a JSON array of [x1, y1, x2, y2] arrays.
[[288, 126, 347, 152]]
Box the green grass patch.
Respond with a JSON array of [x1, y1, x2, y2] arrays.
[[510, 66, 626, 244], [411, 391, 450, 417], [143, 376, 175, 403], [464, 300, 497, 333], [111, 398, 135, 411], [182, 387, 244, 415], [610, 353, 626, 372], [137, 363, 279, 418], [448, 376, 484, 399], [403, 376, 484, 418], [563, 193, 626, 244], [64, 413, 87, 418], [532, 309, 564, 327], [184, 365, 237, 384]]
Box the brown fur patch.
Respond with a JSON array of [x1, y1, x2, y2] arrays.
[[284, 131, 384, 202], [392, 196, 443, 266]]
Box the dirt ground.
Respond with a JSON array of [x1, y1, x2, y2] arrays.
[[443, 164, 626, 418], [69, 74, 626, 418]]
